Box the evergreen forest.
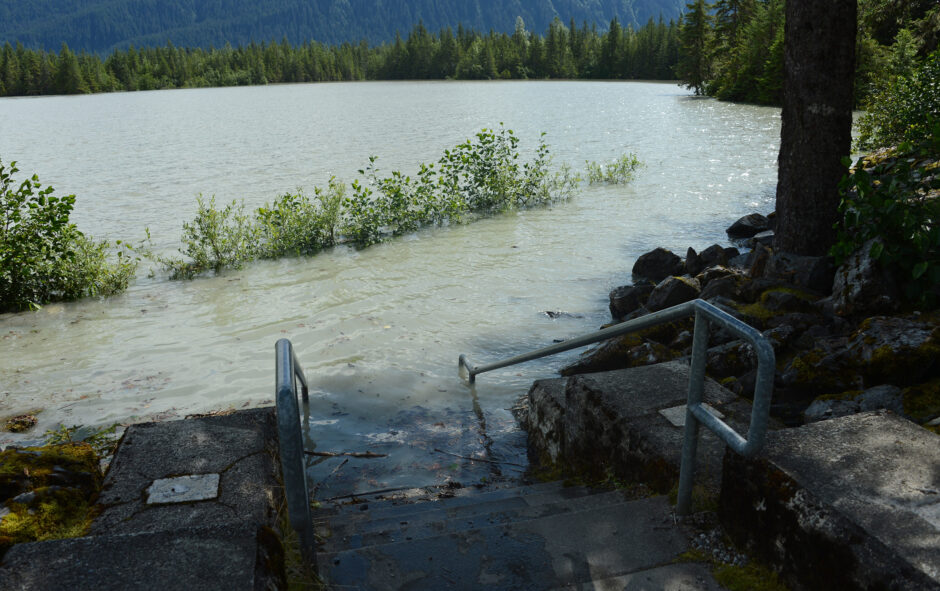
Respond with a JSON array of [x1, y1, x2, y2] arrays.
[[0, 17, 681, 97]]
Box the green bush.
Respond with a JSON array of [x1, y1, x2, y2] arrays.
[[585, 153, 643, 184], [0, 159, 136, 312], [255, 178, 345, 258], [832, 119, 940, 306], [856, 48, 940, 150], [161, 195, 258, 279], [164, 127, 609, 277]]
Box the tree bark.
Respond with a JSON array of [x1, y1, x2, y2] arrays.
[[774, 0, 856, 256]]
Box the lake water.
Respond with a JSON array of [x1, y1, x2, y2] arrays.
[[0, 81, 779, 497]]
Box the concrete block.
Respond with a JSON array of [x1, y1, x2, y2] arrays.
[[720, 411, 940, 590], [0, 523, 285, 591]]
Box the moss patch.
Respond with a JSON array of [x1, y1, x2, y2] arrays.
[[714, 562, 790, 591], [902, 379, 940, 423], [0, 441, 105, 558]]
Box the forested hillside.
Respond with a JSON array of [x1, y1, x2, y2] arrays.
[[0, 0, 685, 53]]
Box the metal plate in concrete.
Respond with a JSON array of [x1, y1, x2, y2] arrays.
[[147, 474, 220, 504]]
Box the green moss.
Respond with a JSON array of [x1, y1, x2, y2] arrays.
[[0, 442, 99, 481], [714, 562, 790, 591], [816, 390, 863, 402], [0, 487, 97, 556], [902, 379, 940, 423], [667, 483, 718, 513]]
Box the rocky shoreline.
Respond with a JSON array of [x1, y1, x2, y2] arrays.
[[558, 209, 940, 433]]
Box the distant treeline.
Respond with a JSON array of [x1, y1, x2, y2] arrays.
[[0, 17, 680, 97]]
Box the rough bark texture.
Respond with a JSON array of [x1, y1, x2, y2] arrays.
[[774, 0, 856, 256]]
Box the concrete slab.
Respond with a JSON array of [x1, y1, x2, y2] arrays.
[[0, 523, 285, 591], [721, 411, 940, 590], [91, 408, 279, 535]]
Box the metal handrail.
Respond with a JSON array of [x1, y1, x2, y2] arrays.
[[275, 338, 315, 564], [458, 298, 775, 516]]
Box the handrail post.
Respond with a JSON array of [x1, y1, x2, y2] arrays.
[[677, 307, 709, 516], [275, 338, 316, 566]]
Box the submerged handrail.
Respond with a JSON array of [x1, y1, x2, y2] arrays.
[[458, 298, 775, 516], [275, 338, 315, 563]]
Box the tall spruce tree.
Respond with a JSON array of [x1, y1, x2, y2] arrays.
[[676, 0, 711, 94]]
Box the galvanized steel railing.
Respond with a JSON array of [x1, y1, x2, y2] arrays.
[[458, 298, 775, 516], [275, 338, 316, 564]]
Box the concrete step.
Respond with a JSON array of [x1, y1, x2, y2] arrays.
[[321, 489, 637, 552], [553, 562, 727, 591], [317, 495, 698, 590]]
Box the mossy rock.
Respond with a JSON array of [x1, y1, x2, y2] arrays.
[[902, 379, 940, 423], [0, 442, 102, 558]]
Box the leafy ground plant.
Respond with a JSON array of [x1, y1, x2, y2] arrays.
[[832, 118, 940, 306], [0, 158, 136, 312]]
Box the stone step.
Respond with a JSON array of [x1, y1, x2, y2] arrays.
[[317, 495, 697, 590], [320, 488, 637, 552], [320, 479, 582, 525]]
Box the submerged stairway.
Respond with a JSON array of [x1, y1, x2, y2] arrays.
[[314, 481, 726, 590]]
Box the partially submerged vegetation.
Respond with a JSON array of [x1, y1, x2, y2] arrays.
[[160, 128, 640, 279], [0, 160, 137, 312]]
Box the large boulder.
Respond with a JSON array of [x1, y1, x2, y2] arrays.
[[646, 276, 701, 312], [726, 213, 770, 239], [831, 239, 900, 317], [632, 248, 684, 283], [764, 251, 835, 294], [559, 334, 677, 376]]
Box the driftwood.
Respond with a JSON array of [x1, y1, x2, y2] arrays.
[[432, 448, 525, 467], [304, 450, 388, 458]]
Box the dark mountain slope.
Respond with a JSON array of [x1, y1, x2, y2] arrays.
[[0, 0, 685, 53]]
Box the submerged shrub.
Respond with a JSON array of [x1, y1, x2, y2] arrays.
[[0, 158, 136, 312], [161, 195, 258, 279], [165, 127, 632, 278], [586, 153, 643, 184]]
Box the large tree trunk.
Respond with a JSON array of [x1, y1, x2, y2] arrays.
[[774, 0, 856, 256]]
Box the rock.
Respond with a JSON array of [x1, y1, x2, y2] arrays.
[[832, 238, 901, 317], [685, 247, 704, 276], [763, 251, 836, 294], [646, 276, 701, 312], [632, 248, 685, 283], [700, 244, 729, 268], [746, 244, 773, 278], [608, 284, 654, 320], [857, 384, 904, 415], [706, 340, 756, 379], [803, 397, 860, 423], [726, 213, 770, 239], [782, 316, 940, 396], [699, 277, 739, 302], [560, 334, 676, 376], [749, 230, 774, 248]]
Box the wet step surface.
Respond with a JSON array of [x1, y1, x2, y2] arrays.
[[315, 483, 726, 590]]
